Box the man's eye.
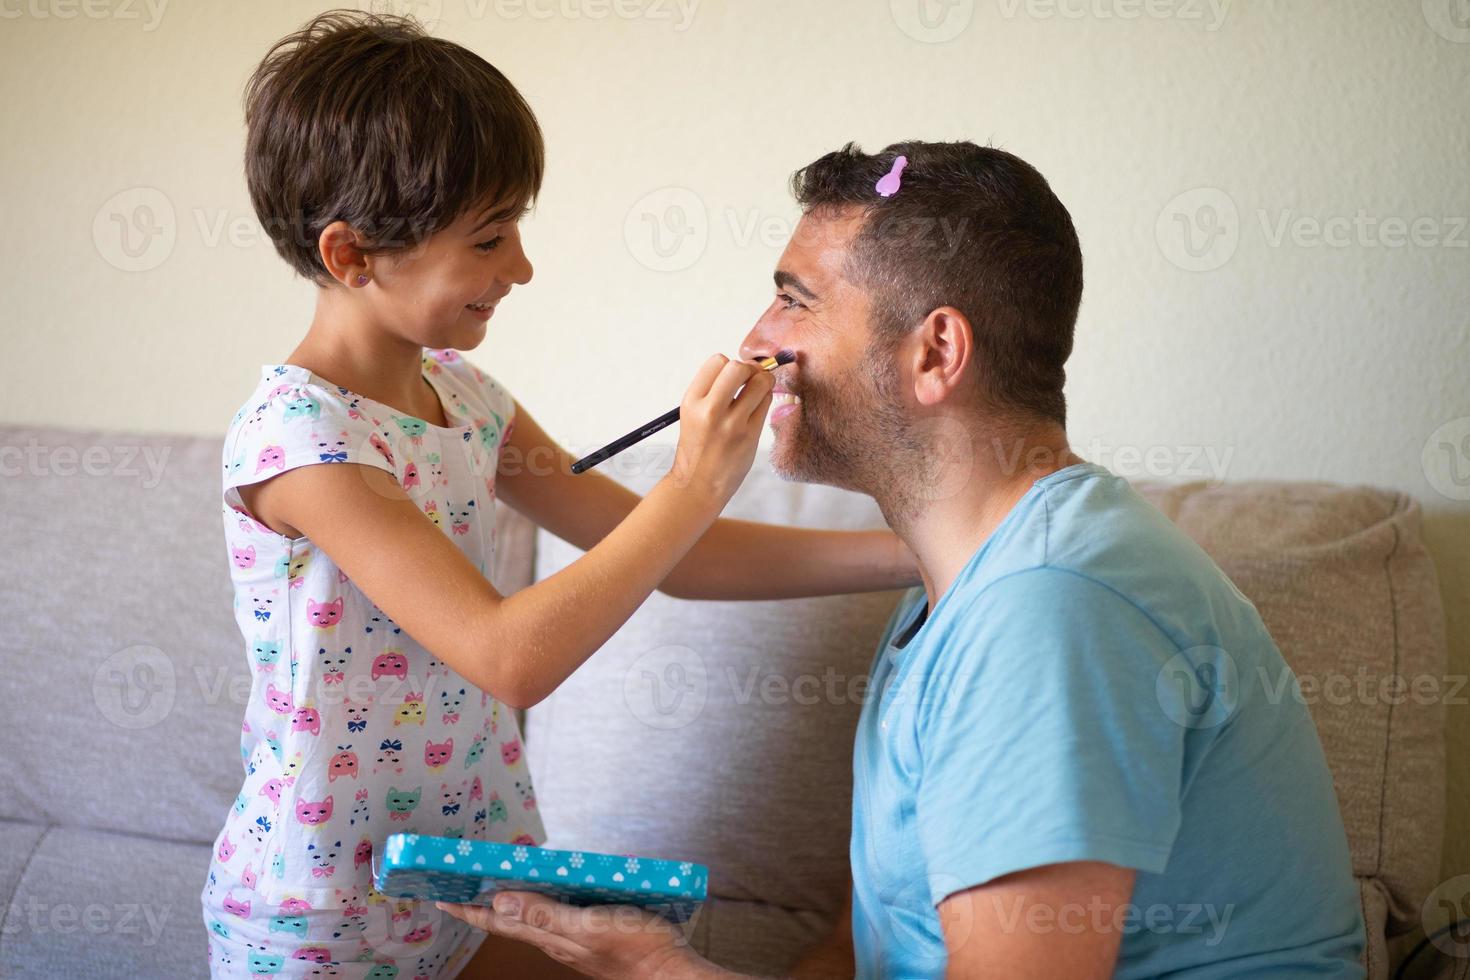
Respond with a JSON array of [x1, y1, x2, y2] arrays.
[[777, 292, 803, 310], [474, 237, 503, 252]]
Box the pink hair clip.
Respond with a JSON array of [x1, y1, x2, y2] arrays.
[[875, 155, 908, 198]]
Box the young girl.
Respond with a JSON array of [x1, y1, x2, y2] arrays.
[[202, 10, 918, 979]]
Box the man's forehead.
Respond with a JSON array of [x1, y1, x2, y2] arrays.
[[778, 209, 866, 290]]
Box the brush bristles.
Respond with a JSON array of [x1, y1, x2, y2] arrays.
[[757, 350, 796, 371]]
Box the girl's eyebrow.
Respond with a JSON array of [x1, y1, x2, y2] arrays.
[[468, 203, 529, 234]]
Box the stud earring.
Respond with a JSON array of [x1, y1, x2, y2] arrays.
[[355, 274, 369, 286]]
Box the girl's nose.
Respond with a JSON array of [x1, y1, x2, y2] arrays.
[[510, 250, 533, 286]]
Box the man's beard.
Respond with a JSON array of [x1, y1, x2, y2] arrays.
[[770, 334, 978, 530], [770, 335, 913, 498]]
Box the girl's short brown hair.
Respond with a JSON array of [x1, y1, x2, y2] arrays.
[[243, 9, 544, 285]]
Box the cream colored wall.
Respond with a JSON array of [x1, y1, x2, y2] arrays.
[[2, 0, 1466, 897]]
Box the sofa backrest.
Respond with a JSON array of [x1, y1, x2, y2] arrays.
[[0, 425, 533, 849]]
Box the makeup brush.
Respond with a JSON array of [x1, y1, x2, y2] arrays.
[[570, 350, 796, 475]]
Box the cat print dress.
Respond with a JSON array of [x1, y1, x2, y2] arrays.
[[201, 348, 545, 979]]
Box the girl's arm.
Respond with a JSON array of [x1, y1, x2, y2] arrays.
[[238, 356, 772, 710], [496, 401, 922, 600]]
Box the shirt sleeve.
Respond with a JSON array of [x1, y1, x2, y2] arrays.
[[221, 378, 398, 521], [911, 566, 1190, 906]]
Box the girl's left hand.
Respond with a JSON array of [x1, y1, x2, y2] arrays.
[[436, 893, 709, 980]]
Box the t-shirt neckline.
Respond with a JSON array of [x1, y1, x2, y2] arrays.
[[887, 460, 1107, 654]]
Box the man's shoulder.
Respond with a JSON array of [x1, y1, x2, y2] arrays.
[[937, 467, 1267, 669], [988, 468, 1230, 609]]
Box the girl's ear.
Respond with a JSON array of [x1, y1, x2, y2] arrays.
[[911, 306, 974, 408], [318, 221, 370, 287]]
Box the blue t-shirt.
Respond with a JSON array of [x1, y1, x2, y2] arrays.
[[850, 462, 1364, 978]]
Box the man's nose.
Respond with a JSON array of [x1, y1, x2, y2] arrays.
[[738, 309, 781, 362]]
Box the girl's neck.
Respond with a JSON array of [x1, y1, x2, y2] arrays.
[[287, 292, 447, 426]]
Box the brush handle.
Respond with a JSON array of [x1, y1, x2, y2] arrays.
[[570, 355, 788, 475], [570, 405, 682, 474]]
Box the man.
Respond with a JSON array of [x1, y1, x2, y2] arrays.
[[440, 141, 1366, 978]]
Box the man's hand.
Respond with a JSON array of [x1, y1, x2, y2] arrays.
[[436, 893, 726, 980]]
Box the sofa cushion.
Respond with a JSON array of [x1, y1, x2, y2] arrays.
[[0, 819, 213, 979], [0, 427, 250, 844]]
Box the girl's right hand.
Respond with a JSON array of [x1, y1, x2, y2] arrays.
[[667, 354, 775, 505]]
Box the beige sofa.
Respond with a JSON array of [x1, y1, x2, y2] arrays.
[[0, 425, 1457, 978]]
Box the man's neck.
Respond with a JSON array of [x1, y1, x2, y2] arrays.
[[878, 422, 1083, 610]]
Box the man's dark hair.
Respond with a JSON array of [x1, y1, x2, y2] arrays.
[[243, 9, 544, 285], [792, 141, 1082, 426]]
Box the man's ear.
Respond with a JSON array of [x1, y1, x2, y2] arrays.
[[910, 306, 974, 408]]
